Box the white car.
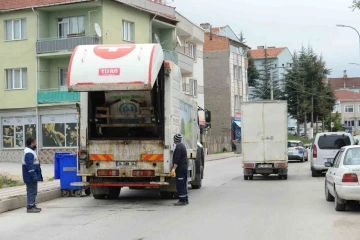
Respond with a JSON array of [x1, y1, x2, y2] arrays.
[[311, 132, 356, 177], [287, 140, 308, 162], [325, 146, 360, 211]]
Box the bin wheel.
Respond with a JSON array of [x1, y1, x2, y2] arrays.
[[61, 190, 70, 197], [74, 190, 82, 198], [85, 188, 91, 196]]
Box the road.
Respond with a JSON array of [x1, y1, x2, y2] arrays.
[[0, 157, 360, 240]]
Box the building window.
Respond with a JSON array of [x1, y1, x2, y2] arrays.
[[58, 16, 85, 38], [122, 20, 135, 42], [233, 65, 238, 80], [5, 19, 27, 41], [2, 117, 36, 149], [189, 79, 197, 97], [41, 114, 77, 148], [5, 68, 27, 90], [59, 68, 68, 87], [345, 105, 354, 113], [239, 67, 242, 81], [189, 44, 196, 59]]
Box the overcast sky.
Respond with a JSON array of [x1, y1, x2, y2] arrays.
[[171, 0, 360, 78]]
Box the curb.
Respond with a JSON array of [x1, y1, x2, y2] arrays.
[[205, 154, 242, 162], [0, 188, 61, 214]]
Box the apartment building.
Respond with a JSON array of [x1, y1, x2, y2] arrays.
[[201, 24, 250, 153], [0, 0, 179, 162]]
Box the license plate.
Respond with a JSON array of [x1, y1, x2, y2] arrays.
[[258, 164, 272, 168], [116, 161, 137, 167]]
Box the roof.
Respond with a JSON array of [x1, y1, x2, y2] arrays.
[[328, 77, 360, 89], [249, 47, 287, 59], [0, 0, 92, 12], [211, 26, 227, 35], [334, 89, 360, 100]]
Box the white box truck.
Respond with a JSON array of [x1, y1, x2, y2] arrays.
[[241, 101, 288, 180], [66, 44, 211, 199]]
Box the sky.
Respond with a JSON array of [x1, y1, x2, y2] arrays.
[[170, 0, 360, 78]]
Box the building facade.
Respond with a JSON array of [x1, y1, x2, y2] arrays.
[[202, 24, 250, 153], [0, 0, 203, 162], [333, 90, 360, 133]]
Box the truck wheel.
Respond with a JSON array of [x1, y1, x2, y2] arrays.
[[85, 188, 91, 196], [311, 170, 318, 177], [244, 176, 249, 180], [191, 158, 203, 189], [283, 174, 288, 180], [93, 194, 106, 200], [160, 191, 174, 199], [249, 175, 254, 180], [278, 175, 282, 180], [106, 187, 121, 199]]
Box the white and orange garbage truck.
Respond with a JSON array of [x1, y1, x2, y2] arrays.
[[67, 44, 211, 199]]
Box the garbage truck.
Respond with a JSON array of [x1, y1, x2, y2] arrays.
[[67, 44, 211, 199], [241, 101, 288, 180]]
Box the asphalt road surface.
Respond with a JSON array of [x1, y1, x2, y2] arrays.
[[1, 157, 360, 240]]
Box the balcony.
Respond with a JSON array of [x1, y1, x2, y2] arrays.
[[36, 35, 101, 54], [177, 52, 194, 74], [163, 50, 178, 65], [37, 89, 80, 104]]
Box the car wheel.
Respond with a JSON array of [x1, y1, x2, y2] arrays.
[[334, 189, 346, 211], [325, 181, 334, 202]]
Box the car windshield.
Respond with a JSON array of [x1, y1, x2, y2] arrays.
[[317, 135, 351, 149], [344, 148, 360, 165], [288, 142, 300, 147]]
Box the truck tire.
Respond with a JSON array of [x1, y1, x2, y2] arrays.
[[244, 176, 249, 180], [283, 174, 288, 180], [93, 194, 106, 200], [160, 191, 174, 199], [106, 187, 121, 199], [191, 149, 203, 189], [249, 175, 254, 180], [311, 170, 318, 177]]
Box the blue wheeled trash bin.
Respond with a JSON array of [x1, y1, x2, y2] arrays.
[[54, 153, 90, 197]]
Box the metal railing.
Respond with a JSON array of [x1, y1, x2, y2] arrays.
[[163, 50, 178, 64], [37, 89, 80, 104], [36, 35, 101, 54]]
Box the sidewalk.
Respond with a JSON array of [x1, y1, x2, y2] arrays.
[[205, 152, 241, 161]]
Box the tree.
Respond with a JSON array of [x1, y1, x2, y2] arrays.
[[350, 0, 360, 10], [247, 51, 259, 87], [324, 112, 342, 132], [284, 45, 335, 136], [251, 49, 283, 100], [239, 31, 246, 43]]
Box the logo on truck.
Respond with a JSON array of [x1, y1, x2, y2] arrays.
[[93, 45, 136, 59], [119, 103, 138, 114], [98, 68, 120, 76]]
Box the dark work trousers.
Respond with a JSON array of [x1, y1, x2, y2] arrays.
[[26, 182, 38, 209], [176, 164, 188, 203]]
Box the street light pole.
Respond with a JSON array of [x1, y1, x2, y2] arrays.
[[337, 24, 360, 57]]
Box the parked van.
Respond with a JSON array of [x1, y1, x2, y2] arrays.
[[310, 132, 358, 177]]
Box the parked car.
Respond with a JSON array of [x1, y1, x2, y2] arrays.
[[310, 132, 356, 177], [324, 145, 360, 211], [287, 140, 308, 162]]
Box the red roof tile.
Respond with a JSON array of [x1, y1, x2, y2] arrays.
[[329, 77, 360, 89], [0, 0, 91, 11], [335, 89, 360, 100], [249, 47, 287, 59]]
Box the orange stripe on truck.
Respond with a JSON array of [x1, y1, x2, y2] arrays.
[[141, 154, 164, 161], [89, 154, 114, 161]]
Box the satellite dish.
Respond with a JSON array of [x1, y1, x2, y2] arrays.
[[94, 23, 102, 37], [177, 36, 183, 47], [154, 34, 161, 44]]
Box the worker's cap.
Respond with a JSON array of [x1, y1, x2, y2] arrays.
[[173, 134, 183, 142]]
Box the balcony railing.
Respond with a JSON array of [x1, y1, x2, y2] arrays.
[[37, 89, 80, 104], [36, 35, 101, 54], [163, 50, 178, 65], [177, 52, 194, 73]]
